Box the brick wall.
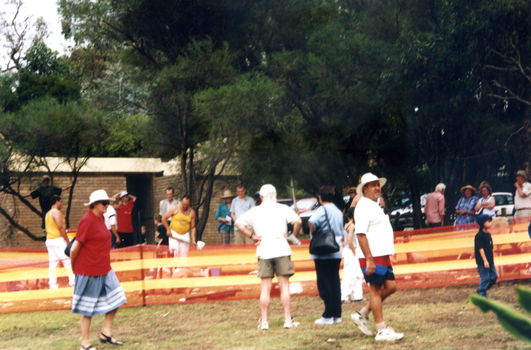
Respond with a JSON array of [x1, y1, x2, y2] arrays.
[[0, 173, 240, 248], [0, 173, 127, 248]]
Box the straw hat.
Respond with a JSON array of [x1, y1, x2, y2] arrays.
[[347, 187, 357, 194], [460, 185, 477, 196], [84, 190, 113, 206], [478, 181, 492, 195], [356, 173, 387, 195], [220, 189, 235, 199]]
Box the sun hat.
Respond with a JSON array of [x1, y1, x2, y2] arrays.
[[220, 189, 235, 199], [516, 170, 528, 180], [460, 185, 477, 196], [259, 184, 276, 196], [347, 187, 357, 194], [476, 214, 493, 230], [356, 173, 387, 195], [84, 190, 113, 206], [478, 181, 492, 195], [120, 191, 129, 198]]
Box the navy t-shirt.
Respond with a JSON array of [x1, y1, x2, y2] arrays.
[[474, 230, 494, 267]]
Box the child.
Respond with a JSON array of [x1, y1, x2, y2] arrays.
[[474, 214, 497, 297], [341, 207, 364, 303], [154, 215, 169, 246]]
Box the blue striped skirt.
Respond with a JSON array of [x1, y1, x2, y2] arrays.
[[72, 269, 127, 317]]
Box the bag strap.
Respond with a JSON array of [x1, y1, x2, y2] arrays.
[[323, 207, 332, 232]]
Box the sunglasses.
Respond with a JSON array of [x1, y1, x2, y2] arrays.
[[95, 201, 110, 206]]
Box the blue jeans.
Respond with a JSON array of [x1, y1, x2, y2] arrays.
[[477, 265, 497, 296]]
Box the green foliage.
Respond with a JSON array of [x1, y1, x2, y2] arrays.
[[0, 97, 107, 158], [15, 72, 81, 106], [22, 42, 71, 78], [470, 286, 531, 345]]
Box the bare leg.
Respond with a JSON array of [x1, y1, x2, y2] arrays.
[[260, 278, 272, 322], [80, 315, 92, 348], [99, 308, 122, 344], [277, 275, 291, 321], [368, 280, 397, 323]]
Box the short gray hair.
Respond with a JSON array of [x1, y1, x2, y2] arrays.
[[435, 183, 446, 192]]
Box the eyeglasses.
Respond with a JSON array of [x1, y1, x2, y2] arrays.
[[96, 201, 110, 206]]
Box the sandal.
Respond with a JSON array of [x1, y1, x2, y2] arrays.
[[81, 345, 95, 350], [99, 332, 123, 346]]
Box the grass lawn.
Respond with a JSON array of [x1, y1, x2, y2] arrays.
[[1, 280, 531, 349]]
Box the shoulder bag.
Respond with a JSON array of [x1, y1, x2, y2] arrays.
[[309, 207, 340, 255], [64, 239, 75, 257]]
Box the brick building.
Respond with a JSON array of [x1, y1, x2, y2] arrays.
[[0, 157, 238, 248]]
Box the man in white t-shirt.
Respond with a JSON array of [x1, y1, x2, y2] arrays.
[[351, 173, 403, 342], [514, 170, 531, 218], [160, 187, 180, 218], [104, 198, 122, 249], [235, 184, 302, 331]]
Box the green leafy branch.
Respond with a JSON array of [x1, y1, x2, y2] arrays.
[[469, 286, 531, 344]]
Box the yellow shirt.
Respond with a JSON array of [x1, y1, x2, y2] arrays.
[[45, 210, 65, 240], [169, 209, 192, 235]]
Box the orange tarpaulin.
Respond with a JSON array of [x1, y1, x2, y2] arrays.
[[1, 218, 530, 314]]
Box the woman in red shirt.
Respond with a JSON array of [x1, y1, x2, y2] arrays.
[[70, 190, 127, 350]]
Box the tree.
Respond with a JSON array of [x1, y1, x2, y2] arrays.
[[0, 0, 48, 72]]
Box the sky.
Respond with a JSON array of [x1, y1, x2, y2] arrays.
[[11, 0, 72, 54]]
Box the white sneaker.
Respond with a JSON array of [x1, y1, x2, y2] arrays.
[[258, 318, 269, 330], [351, 312, 372, 336], [314, 317, 334, 325], [375, 326, 403, 341], [333, 317, 342, 323], [284, 319, 300, 329]]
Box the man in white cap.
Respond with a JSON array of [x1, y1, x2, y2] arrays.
[[514, 170, 531, 218], [112, 190, 137, 247], [235, 184, 302, 330], [351, 173, 403, 341]]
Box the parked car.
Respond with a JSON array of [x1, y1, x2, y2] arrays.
[[277, 198, 294, 207], [492, 192, 514, 216], [390, 194, 427, 231], [293, 198, 318, 214], [298, 199, 320, 234]]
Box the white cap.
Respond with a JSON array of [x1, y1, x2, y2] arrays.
[[120, 191, 129, 198], [259, 184, 276, 196], [84, 190, 113, 206]]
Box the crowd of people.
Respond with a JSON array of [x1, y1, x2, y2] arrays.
[[30, 168, 531, 348]]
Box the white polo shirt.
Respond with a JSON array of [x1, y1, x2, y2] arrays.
[[235, 201, 300, 259], [354, 196, 394, 258]]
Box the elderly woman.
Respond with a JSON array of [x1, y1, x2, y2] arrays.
[[309, 185, 344, 325], [455, 185, 479, 226], [475, 181, 496, 217], [70, 190, 127, 350], [214, 190, 236, 244]]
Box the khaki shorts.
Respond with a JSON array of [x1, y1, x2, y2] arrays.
[[257, 256, 294, 278], [234, 229, 254, 244]]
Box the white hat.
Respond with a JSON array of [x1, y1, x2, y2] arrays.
[[84, 190, 113, 206], [357, 173, 387, 195], [120, 191, 129, 198], [259, 184, 276, 196]]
